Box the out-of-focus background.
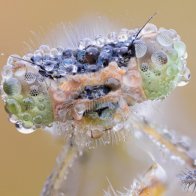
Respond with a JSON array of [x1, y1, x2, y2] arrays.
[[0, 0, 196, 195]]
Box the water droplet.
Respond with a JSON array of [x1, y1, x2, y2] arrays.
[[118, 29, 129, 42], [95, 36, 105, 47], [107, 32, 117, 43], [1, 64, 13, 79], [140, 63, 149, 72], [141, 23, 158, 35], [78, 38, 92, 50], [23, 97, 34, 110], [134, 40, 147, 58], [156, 30, 173, 47], [174, 41, 186, 57], [33, 115, 43, 124], [39, 45, 50, 53], [177, 67, 190, 86], [5, 98, 21, 115], [38, 103, 45, 110], [3, 78, 21, 96], [21, 113, 32, 121], [151, 51, 168, 67]]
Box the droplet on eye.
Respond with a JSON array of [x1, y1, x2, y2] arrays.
[[29, 85, 40, 96], [25, 72, 37, 84], [3, 78, 21, 96], [151, 51, 168, 67], [156, 30, 173, 47], [134, 40, 147, 58], [140, 63, 149, 72], [177, 67, 191, 87]]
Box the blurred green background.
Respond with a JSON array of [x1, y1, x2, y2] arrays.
[[0, 0, 196, 195]]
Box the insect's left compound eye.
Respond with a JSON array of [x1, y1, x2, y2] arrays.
[[134, 24, 190, 100]]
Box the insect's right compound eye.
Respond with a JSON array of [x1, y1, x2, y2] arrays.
[[135, 24, 190, 100]]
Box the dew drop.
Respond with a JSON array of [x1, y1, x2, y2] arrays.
[[3, 78, 21, 96], [151, 51, 168, 67], [156, 30, 173, 47], [134, 40, 147, 58], [174, 41, 186, 57]]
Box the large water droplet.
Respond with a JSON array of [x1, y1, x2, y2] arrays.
[[151, 51, 168, 67], [156, 30, 173, 47], [135, 40, 147, 58], [3, 78, 21, 96]]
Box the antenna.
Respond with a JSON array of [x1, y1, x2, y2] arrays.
[[10, 55, 41, 67], [134, 12, 157, 40]]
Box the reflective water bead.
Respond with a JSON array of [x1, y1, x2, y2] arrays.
[[7, 54, 20, 65], [21, 113, 32, 121], [39, 45, 50, 54], [107, 32, 117, 43], [78, 38, 92, 50], [38, 103, 46, 110], [141, 23, 158, 35], [1, 64, 13, 79], [177, 67, 191, 86], [25, 72, 37, 84], [3, 78, 21, 96], [23, 97, 35, 110], [167, 49, 178, 62], [62, 49, 73, 58], [151, 51, 168, 67], [174, 41, 186, 57], [134, 40, 147, 58], [22, 120, 34, 129], [43, 60, 56, 72], [95, 36, 105, 47], [76, 50, 86, 63], [156, 30, 173, 47], [85, 46, 100, 64], [23, 53, 33, 61], [140, 63, 149, 72], [50, 48, 59, 56], [5, 98, 21, 115], [33, 115, 43, 124], [118, 29, 129, 42], [166, 65, 178, 76]]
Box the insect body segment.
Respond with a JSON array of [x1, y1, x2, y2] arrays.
[[1, 23, 189, 137]]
